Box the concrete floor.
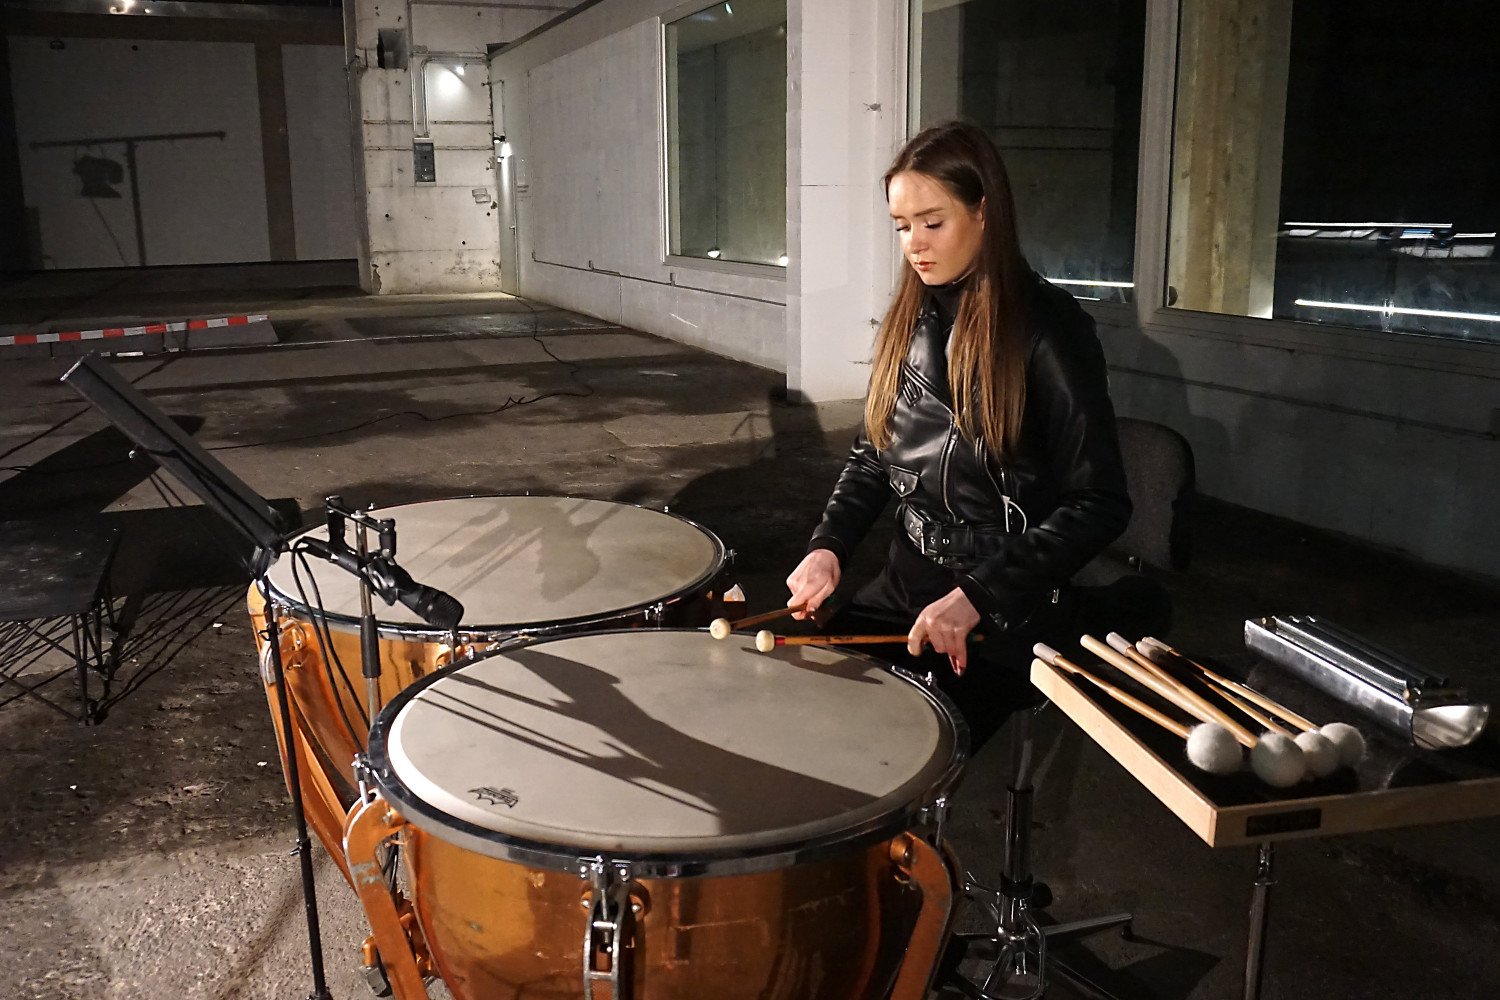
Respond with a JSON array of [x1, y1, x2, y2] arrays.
[[1, 274, 1498, 1000]]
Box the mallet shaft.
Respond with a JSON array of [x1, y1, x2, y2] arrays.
[[729, 603, 806, 630], [1036, 652, 1192, 739], [1080, 634, 1257, 747], [1139, 637, 1318, 732]]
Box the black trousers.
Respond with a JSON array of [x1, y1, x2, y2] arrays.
[[825, 535, 1171, 752]]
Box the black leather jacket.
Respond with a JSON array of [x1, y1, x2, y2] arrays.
[[809, 275, 1131, 625]]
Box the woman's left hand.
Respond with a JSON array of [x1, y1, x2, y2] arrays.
[[909, 588, 982, 675]]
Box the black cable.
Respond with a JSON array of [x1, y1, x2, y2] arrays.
[[289, 544, 368, 747]]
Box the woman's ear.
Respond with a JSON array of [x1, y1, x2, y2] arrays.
[[978, 196, 987, 228]]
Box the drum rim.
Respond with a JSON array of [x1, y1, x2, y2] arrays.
[[362, 629, 969, 878], [264, 494, 728, 638]]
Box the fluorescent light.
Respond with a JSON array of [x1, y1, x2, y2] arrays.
[[1283, 221, 1452, 229], [1045, 278, 1134, 289], [1294, 299, 1500, 324]]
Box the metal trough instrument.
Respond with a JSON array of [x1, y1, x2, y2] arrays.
[[1245, 614, 1489, 750]]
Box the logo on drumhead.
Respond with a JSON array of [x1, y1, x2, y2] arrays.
[[470, 786, 520, 808]]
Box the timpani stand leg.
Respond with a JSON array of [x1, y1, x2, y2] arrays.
[[949, 707, 1134, 1000], [1243, 841, 1274, 1000]]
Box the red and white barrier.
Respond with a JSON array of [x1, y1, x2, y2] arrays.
[[0, 314, 269, 348]]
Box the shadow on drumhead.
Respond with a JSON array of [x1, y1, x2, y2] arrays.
[[425, 646, 884, 834]]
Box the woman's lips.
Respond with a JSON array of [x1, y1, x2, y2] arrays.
[[914, 261, 934, 271]]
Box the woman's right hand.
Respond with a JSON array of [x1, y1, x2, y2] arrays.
[[786, 549, 841, 620]]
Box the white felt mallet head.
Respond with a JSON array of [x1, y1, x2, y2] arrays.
[[1293, 730, 1340, 778], [1186, 723, 1243, 775], [1318, 722, 1366, 767], [708, 618, 732, 640], [1250, 732, 1306, 787], [754, 629, 777, 653]]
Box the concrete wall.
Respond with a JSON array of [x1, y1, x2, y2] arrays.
[[489, 1, 791, 370], [2, 9, 352, 269], [491, 0, 908, 384], [10, 35, 268, 268], [787, 0, 907, 401], [284, 44, 359, 262], [345, 0, 573, 294]]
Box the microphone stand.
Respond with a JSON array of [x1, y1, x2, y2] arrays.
[[262, 495, 465, 1000], [257, 572, 335, 1000]]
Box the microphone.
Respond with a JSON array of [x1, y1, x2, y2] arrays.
[[300, 535, 363, 578], [378, 560, 464, 631], [299, 538, 464, 631]]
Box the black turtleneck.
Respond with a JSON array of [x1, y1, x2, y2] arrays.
[[929, 280, 964, 333]]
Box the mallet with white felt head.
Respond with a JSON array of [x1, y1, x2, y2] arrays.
[[708, 603, 807, 640], [1081, 635, 1306, 787], [1137, 636, 1366, 769], [1107, 633, 1339, 779], [1034, 643, 1242, 775]]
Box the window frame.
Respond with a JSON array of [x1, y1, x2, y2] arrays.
[[657, 0, 789, 275]]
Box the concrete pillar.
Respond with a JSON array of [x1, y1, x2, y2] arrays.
[[1167, 0, 1292, 318], [344, 0, 562, 294], [787, 0, 907, 403]]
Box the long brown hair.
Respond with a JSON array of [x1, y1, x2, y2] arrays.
[[865, 122, 1031, 457]]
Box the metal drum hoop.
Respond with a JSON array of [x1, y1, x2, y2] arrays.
[[264, 494, 730, 642], [362, 629, 969, 880]]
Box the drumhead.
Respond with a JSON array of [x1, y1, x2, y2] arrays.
[[371, 630, 963, 868], [264, 496, 724, 633]]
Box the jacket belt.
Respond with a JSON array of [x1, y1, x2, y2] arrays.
[[899, 504, 1011, 568]]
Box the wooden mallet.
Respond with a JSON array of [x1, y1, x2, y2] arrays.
[[1137, 636, 1364, 769], [1034, 643, 1242, 775], [1081, 634, 1306, 787], [708, 604, 806, 640], [754, 631, 909, 653]]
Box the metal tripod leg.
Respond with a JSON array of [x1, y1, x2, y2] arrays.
[[949, 706, 1133, 1000]]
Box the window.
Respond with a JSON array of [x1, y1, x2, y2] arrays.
[[664, 0, 787, 268], [911, 0, 1147, 303], [1167, 2, 1500, 344]]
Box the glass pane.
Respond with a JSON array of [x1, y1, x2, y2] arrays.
[[1168, 2, 1500, 344], [665, 0, 787, 267], [912, 0, 1146, 304]]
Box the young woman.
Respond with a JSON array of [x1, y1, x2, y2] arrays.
[[785, 121, 1159, 747]]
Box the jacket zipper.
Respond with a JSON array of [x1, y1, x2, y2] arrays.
[[940, 424, 958, 521]]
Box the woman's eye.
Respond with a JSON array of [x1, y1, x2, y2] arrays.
[[924, 222, 943, 230], [895, 225, 910, 234]]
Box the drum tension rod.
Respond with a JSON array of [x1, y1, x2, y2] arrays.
[[580, 859, 635, 1000]]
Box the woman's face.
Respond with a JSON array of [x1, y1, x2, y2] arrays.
[[888, 170, 985, 286]]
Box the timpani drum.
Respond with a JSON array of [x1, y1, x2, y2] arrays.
[[345, 630, 967, 1000], [246, 496, 731, 877]]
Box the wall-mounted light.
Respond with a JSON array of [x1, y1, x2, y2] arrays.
[[724, 2, 733, 14], [493, 135, 514, 159], [777, 253, 788, 266], [455, 64, 465, 76], [706, 248, 722, 259]]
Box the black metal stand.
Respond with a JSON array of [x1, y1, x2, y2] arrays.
[[949, 705, 1134, 1000], [1243, 842, 1274, 1000], [260, 580, 336, 1000]]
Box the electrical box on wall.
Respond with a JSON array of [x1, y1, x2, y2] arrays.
[[413, 140, 436, 184]]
